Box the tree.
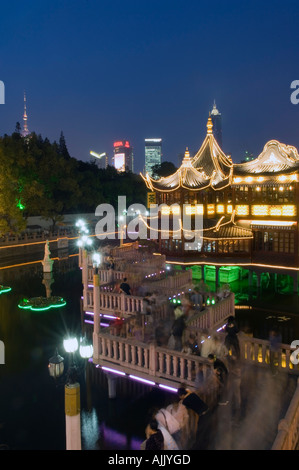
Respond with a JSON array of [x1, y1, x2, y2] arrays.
[[151, 161, 177, 179], [58, 131, 70, 159], [15, 122, 21, 134]]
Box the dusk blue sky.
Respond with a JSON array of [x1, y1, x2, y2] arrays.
[[1, 0, 299, 173]]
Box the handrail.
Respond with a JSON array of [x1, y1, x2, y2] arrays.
[[272, 378, 299, 450], [94, 333, 218, 407]]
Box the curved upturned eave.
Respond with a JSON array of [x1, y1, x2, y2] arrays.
[[192, 134, 232, 179]]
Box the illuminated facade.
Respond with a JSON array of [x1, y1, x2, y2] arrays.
[[113, 140, 134, 172], [141, 117, 299, 281], [145, 138, 162, 177]]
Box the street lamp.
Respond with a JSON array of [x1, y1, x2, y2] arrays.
[[76, 219, 93, 267], [79, 335, 93, 359], [48, 334, 93, 451], [92, 252, 101, 273], [63, 336, 79, 355], [48, 349, 64, 379]]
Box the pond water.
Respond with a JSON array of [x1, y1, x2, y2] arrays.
[[0, 248, 298, 450], [0, 251, 172, 450]]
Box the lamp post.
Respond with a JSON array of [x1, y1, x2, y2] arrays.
[[92, 252, 101, 360], [76, 220, 93, 310], [63, 336, 81, 451], [48, 349, 64, 379], [76, 219, 93, 268], [48, 334, 93, 451]]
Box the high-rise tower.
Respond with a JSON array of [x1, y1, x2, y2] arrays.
[[22, 92, 30, 137], [210, 100, 222, 147], [145, 138, 162, 177], [113, 140, 134, 172]]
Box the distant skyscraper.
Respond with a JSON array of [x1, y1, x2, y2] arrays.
[[113, 140, 134, 172], [210, 101, 222, 147], [22, 91, 30, 137], [145, 138, 162, 177]]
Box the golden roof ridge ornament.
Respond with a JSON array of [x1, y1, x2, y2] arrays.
[[207, 112, 213, 135], [182, 147, 192, 166]]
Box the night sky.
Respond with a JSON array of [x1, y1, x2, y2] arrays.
[[1, 0, 299, 173]]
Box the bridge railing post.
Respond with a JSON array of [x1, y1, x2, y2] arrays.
[[149, 343, 156, 376]]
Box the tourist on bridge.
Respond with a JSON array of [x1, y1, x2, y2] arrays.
[[170, 307, 186, 351], [181, 293, 192, 317], [208, 354, 229, 405], [224, 315, 240, 359], [191, 287, 203, 311], [177, 387, 209, 448], [166, 398, 189, 449], [200, 329, 217, 358], [141, 419, 164, 450], [120, 277, 131, 295], [184, 333, 200, 356]]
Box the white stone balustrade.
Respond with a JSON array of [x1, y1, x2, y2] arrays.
[[86, 290, 146, 315], [238, 335, 299, 375], [94, 334, 218, 406], [272, 378, 299, 450], [186, 293, 235, 332]]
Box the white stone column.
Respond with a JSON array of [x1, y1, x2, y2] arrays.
[[82, 249, 88, 310], [93, 272, 100, 360], [106, 373, 117, 399], [65, 382, 81, 450]]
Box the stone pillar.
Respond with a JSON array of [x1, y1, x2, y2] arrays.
[[65, 382, 81, 450], [256, 272, 261, 296], [293, 272, 298, 294], [215, 266, 220, 289], [201, 264, 205, 282], [248, 270, 253, 301], [149, 343, 156, 376], [248, 270, 253, 287], [106, 373, 117, 399], [82, 249, 88, 310]]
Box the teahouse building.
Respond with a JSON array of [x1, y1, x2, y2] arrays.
[[141, 116, 299, 290]]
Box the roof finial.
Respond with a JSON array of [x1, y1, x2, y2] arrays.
[[182, 146, 192, 166], [207, 113, 213, 135]]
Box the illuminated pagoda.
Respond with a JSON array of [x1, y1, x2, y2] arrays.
[[141, 116, 299, 289]]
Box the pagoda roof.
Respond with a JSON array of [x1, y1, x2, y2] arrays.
[[141, 148, 212, 192], [234, 140, 299, 176], [202, 214, 253, 240], [192, 117, 232, 181], [141, 117, 233, 192]]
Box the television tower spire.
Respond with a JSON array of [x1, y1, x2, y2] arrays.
[[22, 91, 29, 137]]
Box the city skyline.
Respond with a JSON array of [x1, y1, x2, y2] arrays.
[[0, 1, 299, 174]]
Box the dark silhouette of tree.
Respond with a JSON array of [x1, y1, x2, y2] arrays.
[[15, 122, 21, 134], [0, 131, 147, 234], [58, 131, 70, 158], [151, 161, 177, 178]]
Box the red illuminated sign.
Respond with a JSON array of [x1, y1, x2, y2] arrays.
[[113, 140, 130, 148]]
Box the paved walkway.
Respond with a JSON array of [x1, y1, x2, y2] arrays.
[[192, 364, 297, 450]]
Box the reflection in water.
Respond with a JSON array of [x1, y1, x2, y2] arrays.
[[81, 409, 100, 450]]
